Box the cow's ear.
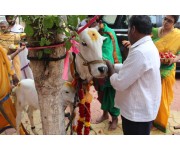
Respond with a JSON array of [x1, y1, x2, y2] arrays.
[[101, 36, 107, 41]]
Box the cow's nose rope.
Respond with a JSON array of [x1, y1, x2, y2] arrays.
[[78, 52, 106, 76]]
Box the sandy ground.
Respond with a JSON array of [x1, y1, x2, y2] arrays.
[[1, 77, 180, 135]]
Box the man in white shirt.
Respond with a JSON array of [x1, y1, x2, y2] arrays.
[[5, 15, 34, 80], [105, 15, 161, 135], [5, 15, 24, 33]]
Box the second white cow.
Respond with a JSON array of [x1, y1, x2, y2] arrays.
[[12, 79, 39, 135]]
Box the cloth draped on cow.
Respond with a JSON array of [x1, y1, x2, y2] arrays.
[[94, 23, 122, 117], [152, 28, 180, 132], [0, 32, 21, 80], [0, 45, 27, 135]]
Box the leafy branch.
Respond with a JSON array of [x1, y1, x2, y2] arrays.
[[20, 15, 86, 58]]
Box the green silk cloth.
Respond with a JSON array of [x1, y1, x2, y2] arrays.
[[101, 78, 120, 117], [99, 23, 122, 117], [101, 23, 122, 63]]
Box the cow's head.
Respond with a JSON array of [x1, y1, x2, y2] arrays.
[[77, 28, 108, 80], [61, 82, 76, 106]]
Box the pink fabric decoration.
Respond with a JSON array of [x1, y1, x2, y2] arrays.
[[62, 40, 80, 80]]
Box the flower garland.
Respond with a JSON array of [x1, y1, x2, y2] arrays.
[[76, 81, 93, 135]]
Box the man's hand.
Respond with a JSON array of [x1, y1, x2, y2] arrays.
[[104, 60, 115, 77], [17, 43, 26, 53], [12, 74, 19, 86], [122, 40, 131, 49]]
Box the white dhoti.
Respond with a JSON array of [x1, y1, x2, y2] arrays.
[[18, 48, 34, 80]]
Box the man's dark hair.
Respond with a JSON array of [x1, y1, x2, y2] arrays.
[[129, 15, 152, 35], [170, 15, 179, 24], [5, 15, 14, 19], [96, 15, 104, 23]]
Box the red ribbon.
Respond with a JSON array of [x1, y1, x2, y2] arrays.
[[77, 15, 101, 34], [28, 43, 65, 50]]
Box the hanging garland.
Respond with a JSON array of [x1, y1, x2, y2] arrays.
[[75, 81, 93, 135]]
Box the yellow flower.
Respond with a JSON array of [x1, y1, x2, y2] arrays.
[[79, 117, 84, 122], [80, 98, 86, 104], [84, 122, 91, 127], [85, 92, 93, 103]]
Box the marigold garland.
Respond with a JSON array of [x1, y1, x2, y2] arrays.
[[84, 102, 91, 135], [76, 81, 93, 135]]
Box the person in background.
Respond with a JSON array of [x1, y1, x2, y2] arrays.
[[85, 16, 123, 130], [78, 15, 94, 27], [152, 15, 180, 132], [0, 44, 27, 135], [5, 15, 34, 80], [106, 15, 161, 135], [0, 21, 21, 80], [5, 15, 24, 33]]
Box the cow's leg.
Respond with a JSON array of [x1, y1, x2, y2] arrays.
[[27, 106, 38, 135], [69, 104, 77, 132], [16, 102, 22, 135]]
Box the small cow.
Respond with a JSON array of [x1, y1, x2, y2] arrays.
[[12, 79, 39, 135], [12, 79, 77, 135], [60, 82, 77, 130]]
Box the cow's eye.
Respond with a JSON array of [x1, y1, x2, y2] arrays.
[[65, 91, 69, 94], [82, 41, 87, 46]]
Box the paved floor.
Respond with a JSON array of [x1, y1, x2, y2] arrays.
[[1, 77, 180, 135]]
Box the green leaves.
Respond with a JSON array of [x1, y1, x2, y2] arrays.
[[21, 15, 85, 57], [67, 16, 78, 28], [67, 15, 86, 27], [65, 40, 72, 51], [40, 38, 46, 46], [78, 15, 87, 22], [38, 51, 43, 59], [37, 49, 53, 59], [24, 24, 34, 36], [45, 40, 51, 46], [43, 16, 54, 29], [44, 49, 52, 54], [40, 38, 51, 46]]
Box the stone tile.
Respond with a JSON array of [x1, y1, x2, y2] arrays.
[[150, 129, 166, 135], [91, 122, 106, 128], [103, 127, 123, 135], [173, 118, 180, 125], [91, 128, 105, 135], [168, 118, 180, 127], [169, 113, 173, 118], [171, 111, 180, 119]]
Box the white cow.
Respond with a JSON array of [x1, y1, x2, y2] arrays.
[[12, 79, 39, 135], [63, 27, 108, 132], [60, 82, 76, 127], [75, 27, 108, 81], [12, 79, 77, 135]]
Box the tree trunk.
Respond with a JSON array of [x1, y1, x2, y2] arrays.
[[28, 46, 66, 135]]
